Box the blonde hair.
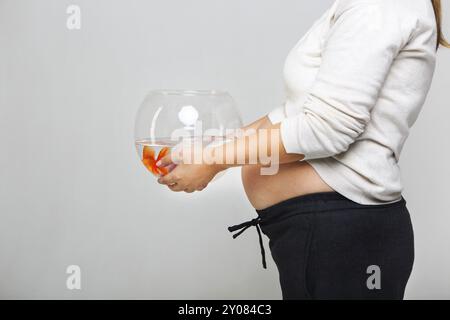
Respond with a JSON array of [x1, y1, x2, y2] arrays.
[[431, 0, 450, 49]]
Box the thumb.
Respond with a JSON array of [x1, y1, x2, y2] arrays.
[[156, 149, 182, 167], [156, 154, 172, 168]]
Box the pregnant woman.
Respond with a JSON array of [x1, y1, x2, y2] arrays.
[[157, 0, 448, 299]]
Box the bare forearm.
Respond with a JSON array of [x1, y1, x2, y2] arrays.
[[215, 116, 304, 170]]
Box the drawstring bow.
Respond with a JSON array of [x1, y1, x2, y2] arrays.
[[228, 217, 267, 269]]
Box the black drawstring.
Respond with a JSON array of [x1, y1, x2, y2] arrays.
[[228, 217, 267, 269]]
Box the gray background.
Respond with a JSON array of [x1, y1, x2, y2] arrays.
[[0, 0, 449, 299]]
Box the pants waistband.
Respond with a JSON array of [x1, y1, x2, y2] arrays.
[[256, 192, 405, 225]]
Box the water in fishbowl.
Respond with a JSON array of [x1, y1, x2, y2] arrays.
[[135, 138, 176, 176], [135, 136, 232, 177]]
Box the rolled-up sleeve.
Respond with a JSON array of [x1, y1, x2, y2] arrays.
[[275, 1, 406, 160]]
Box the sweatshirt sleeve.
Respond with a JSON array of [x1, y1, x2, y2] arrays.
[[276, 1, 408, 160]]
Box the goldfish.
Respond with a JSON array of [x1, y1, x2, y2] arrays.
[[142, 146, 170, 176]]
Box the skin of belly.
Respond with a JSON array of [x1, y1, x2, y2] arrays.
[[241, 161, 334, 210]]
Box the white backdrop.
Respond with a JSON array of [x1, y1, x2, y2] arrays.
[[0, 0, 449, 299]]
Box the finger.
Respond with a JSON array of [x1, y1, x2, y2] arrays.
[[184, 188, 195, 193], [196, 184, 207, 192], [166, 164, 177, 173], [158, 147, 184, 167], [156, 153, 173, 168], [168, 183, 184, 192], [157, 163, 177, 176], [158, 171, 180, 185]]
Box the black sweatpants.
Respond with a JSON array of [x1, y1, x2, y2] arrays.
[[228, 192, 414, 300]]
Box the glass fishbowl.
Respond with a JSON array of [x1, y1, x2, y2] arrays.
[[134, 90, 243, 176]]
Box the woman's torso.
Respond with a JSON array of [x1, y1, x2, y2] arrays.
[[242, 162, 333, 210], [242, 0, 437, 209]]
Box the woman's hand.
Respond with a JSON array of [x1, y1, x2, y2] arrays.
[[156, 155, 226, 193]]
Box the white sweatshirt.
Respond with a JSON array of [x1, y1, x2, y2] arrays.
[[268, 0, 437, 204]]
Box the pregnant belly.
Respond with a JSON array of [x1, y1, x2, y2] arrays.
[[241, 161, 334, 210]]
